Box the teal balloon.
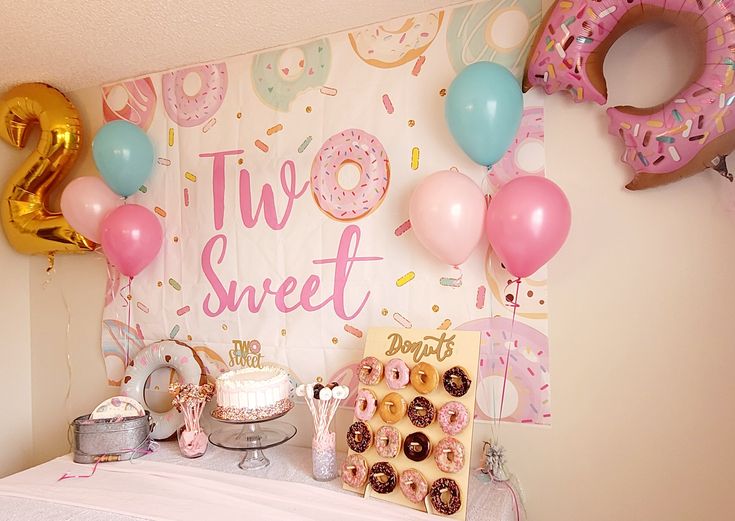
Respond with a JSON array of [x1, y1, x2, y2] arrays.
[[92, 120, 155, 197], [445, 62, 523, 167]]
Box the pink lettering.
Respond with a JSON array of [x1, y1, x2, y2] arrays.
[[199, 150, 243, 231]]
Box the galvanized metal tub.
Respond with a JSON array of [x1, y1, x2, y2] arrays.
[[72, 412, 152, 464]]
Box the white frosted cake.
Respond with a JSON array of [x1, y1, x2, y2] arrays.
[[212, 365, 293, 421]]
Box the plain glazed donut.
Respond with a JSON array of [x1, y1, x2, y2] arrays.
[[438, 401, 469, 436], [404, 432, 432, 462], [375, 425, 401, 458], [310, 128, 390, 221], [341, 453, 369, 489], [369, 462, 398, 494], [429, 477, 462, 515], [443, 366, 472, 397], [399, 468, 429, 504], [378, 392, 407, 424], [162, 63, 227, 127], [354, 388, 378, 421], [102, 78, 157, 130], [410, 362, 439, 394], [407, 396, 435, 428], [434, 437, 465, 473], [385, 358, 410, 390], [358, 356, 384, 385], [346, 421, 373, 453]]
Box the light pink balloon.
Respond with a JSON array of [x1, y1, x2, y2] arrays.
[[60, 177, 122, 243], [101, 204, 163, 278], [409, 170, 487, 266], [486, 176, 571, 279]]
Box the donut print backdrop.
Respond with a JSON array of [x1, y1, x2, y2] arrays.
[[100, 0, 552, 426]]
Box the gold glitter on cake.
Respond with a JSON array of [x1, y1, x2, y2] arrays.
[[212, 398, 293, 422]]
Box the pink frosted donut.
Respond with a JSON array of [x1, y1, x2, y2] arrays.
[[102, 78, 157, 130], [489, 107, 544, 190], [399, 468, 429, 504], [434, 437, 465, 473], [358, 356, 383, 385], [375, 425, 401, 458], [341, 453, 369, 489], [354, 388, 378, 421], [385, 358, 410, 390], [437, 401, 469, 436], [310, 128, 390, 221], [524, 0, 735, 189], [162, 63, 227, 127]]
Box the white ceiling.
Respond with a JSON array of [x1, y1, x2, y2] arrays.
[[0, 0, 464, 93]]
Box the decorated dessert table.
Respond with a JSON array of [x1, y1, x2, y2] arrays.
[[0, 441, 522, 520]]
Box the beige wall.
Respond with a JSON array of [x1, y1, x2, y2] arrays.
[[1, 17, 734, 521]]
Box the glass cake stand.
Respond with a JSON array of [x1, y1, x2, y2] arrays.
[[209, 409, 297, 470]]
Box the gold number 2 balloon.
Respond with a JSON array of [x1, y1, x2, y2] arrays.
[[0, 83, 95, 254]]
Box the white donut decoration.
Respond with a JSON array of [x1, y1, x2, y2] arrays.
[[162, 62, 227, 127], [310, 128, 390, 221], [457, 317, 550, 424], [349, 12, 444, 68], [488, 106, 544, 190], [121, 340, 202, 439]]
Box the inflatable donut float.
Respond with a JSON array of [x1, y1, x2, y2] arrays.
[[349, 12, 444, 68], [488, 106, 544, 190], [102, 78, 157, 130], [162, 63, 227, 127], [121, 340, 203, 439], [252, 39, 331, 111], [524, 0, 735, 189], [447, 0, 542, 78], [456, 317, 550, 424], [310, 128, 390, 221], [485, 245, 548, 320]]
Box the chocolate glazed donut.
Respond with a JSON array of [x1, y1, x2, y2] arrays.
[[429, 477, 462, 515], [407, 396, 435, 428], [346, 421, 372, 453], [403, 432, 432, 462], [443, 366, 472, 397], [369, 461, 397, 494]]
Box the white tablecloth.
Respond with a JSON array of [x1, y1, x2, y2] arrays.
[[0, 441, 523, 520]]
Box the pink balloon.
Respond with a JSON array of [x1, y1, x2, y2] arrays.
[[409, 170, 487, 266], [101, 204, 163, 278], [486, 176, 571, 278], [60, 177, 122, 243]]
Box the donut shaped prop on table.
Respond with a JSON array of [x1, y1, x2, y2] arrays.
[[457, 317, 550, 424], [447, 0, 542, 78], [523, 0, 735, 189], [488, 106, 544, 190], [102, 78, 157, 130], [252, 39, 331, 111], [399, 468, 429, 503], [310, 129, 390, 221], [341, 453, 369, 489], [354, 388, 378, 421], [162, 63, 227, 127], [349, 12, 444, 68], [121, 341, 202, 439]]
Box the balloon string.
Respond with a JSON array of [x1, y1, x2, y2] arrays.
[[118, 277, 133, 368], [498, 277, 521, 426]]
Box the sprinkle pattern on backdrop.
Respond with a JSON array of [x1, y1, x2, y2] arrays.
[[100, 0, 551, 425]]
